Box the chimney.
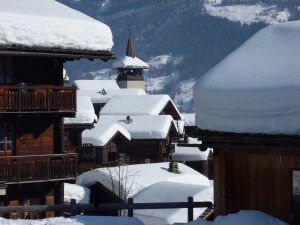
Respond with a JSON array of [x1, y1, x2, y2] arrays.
[[169, 161, 179, 174], [125, 115, 132, 124]]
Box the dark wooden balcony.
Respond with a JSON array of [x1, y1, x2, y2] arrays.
[[0, 153, 77, 184], [0, 85, 76, 113]]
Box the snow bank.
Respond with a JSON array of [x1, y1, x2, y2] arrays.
[[193, 20, 300, 135], [174, 210, 288, 225]]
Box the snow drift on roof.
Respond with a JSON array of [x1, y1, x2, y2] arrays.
[[64, 95, 97, 125], [0, 0, 113, 52], [113, 55, 149, 69], [82, 121, 131, 147], [193, 20, 300, 135], [100, 95, 181, 119], [77, 88, 146, 104], [83, 115, 175, 142]]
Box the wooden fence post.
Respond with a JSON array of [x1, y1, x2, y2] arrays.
[[128, 198, 133, 217], [70, 199, 76, 216], [187, 197, 193, 222]]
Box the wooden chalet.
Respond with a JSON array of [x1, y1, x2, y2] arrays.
[[78, 122, 131, 172], [192, 21, 300, 225], [80, 115, 177, 171], [0, 0, 114, 219]]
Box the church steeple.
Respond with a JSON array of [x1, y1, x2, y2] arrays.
[[112, 27, 148, 91], [126, 28, 135, 58]]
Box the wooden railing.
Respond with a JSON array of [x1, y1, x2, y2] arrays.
[[0, 153, 77, 184], [0, 197, 213, 221], [0, 85, 76, 112]]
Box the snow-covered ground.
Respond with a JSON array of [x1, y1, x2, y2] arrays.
[[0, 210, 288, 225], [204, 0, 290, 25]]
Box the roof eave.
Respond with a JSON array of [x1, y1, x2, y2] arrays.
[[0, 46, 115, 61]]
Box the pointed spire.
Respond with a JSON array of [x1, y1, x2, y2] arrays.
[[126, 26, 135, 58]]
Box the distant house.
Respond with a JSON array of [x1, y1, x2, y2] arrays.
[[73, 79, 146, 117], [193, 21, 300, 225], [172, 137, 213, 178], [100, 94, 182, 121], [81, 114, 177, 169], [0, 0, 113, 219]]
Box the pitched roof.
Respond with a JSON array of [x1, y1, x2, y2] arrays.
[[77, 89, 146, 104], [100, 94, 182, 120], [83, 114, 175, 142]]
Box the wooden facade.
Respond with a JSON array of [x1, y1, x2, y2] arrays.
[[198, 130, 300, 225], [0, 55, 79, 218], [76, 128, 177, 172]]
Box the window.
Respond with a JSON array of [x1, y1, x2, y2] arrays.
[[0, 124, 14, 152], [292, 170, 300, 212], [0, 57, 13, 84]]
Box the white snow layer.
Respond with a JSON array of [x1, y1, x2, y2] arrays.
[[64, 95, 97, 125], [76, 162, 213, 225], [0, 0, 113, 51], [113, 56, 149, 69], [193, 20, 300, 135], [64, 183, 90, 204]]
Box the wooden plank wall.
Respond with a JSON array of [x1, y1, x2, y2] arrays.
[[214, 148, 300, 225]]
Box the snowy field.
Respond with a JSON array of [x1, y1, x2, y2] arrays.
[[204, 0, 290, 25]]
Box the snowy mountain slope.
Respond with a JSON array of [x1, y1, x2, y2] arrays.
[[58, 0, 299, 112]]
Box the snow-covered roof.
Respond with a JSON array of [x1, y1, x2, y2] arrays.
[[100, 95, 182, 120], [77, 89, 146, 104], [82, 115, 175, 144], [74, 80, 120, 91], [193, 20, 300, 135], [0, 0, 113, 56], [172, 145, 212, 161], [76, 162, 213, 225], [64, 95, 97, 125], [82, 120, 131, 147], [64, 183, 90, 204], [113, 56, 149, 69]]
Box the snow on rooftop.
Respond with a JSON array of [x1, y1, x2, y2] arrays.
[[172, 145, 212, 161], [0, 0, 113, 51], [77, 88, 146, 104], [82, 120, 131, 147], [83, 115, 175, 144], [76, 162, 212, 225], [64, 183, 90, 204], [74, 80, 120, 91], [100, 95, 181, 119], [113, 56, 149, 69], [64, 95, 97, 125], [193, 20, 300, 135]]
